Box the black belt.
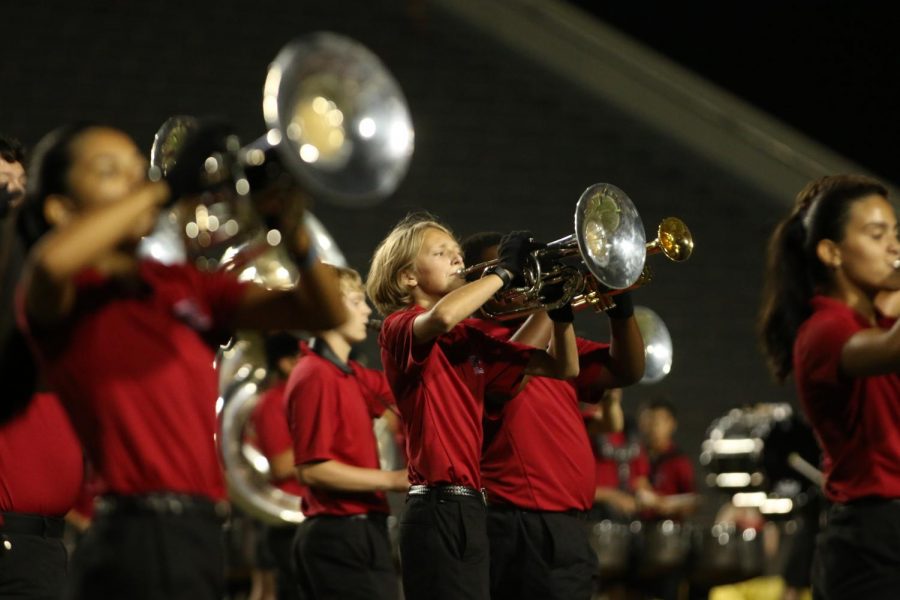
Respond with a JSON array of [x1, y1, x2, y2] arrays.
[[408, 484, 486, 504], [487, 504, 590, 521], [308, 513, 389, 523], [0, 512, 65, 538], [95, 493, 230, 521]]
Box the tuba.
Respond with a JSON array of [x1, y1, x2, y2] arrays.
[[146, 32, 414, 525], [460, 183, 693, 320]]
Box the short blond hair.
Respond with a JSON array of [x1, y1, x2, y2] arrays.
[[366, 213, 453, 316], [320, 263, 364, 298]]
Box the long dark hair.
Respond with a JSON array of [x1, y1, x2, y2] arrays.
[[1, 123, 100, 422], [757, 174, 889, 382]]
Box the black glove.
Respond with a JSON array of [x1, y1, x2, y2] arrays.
[[547, 303, 574, 323], [496, 230, 542, 287], [606, 291, 634, 320], [163, 116, 238, 204]]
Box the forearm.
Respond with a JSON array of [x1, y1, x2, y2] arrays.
[[525, 321, 579, 379], [296, 460, 398, 493], [34, 182, 168, 284], [841, 320, 900, 376], [268, 449, 296, 482], [596, 397, 624, 432], [414, 275, 504, 342], [606, 316, 645, 385], [231, 259, 347, 331], [508, 312, 552, 347]]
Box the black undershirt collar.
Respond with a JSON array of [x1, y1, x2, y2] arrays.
[[309, 337, 353, 375]]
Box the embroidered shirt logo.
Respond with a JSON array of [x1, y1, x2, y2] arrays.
[[173, 298, 212, 331]]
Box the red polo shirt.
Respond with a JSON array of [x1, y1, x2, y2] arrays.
[[648, 445, 695, 497], [592, 430, 649, 491], [476, 324, 605, 512], [287, 341, 393, 517], [0, 392, 84, 515], [251, 379, 306, 497], [794, 295, 900, 503], [379, 305, 534, 489], [21, 261, 247, 500]]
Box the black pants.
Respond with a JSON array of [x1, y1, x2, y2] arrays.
[[813, 499, 900, 600], [487, 507, 595, 600], [0, 515, 68, 599], [400, 494, 489, 600], [292, 514, 397, 600], [65, 510, 224, 600], [262, 524, 303, 600]]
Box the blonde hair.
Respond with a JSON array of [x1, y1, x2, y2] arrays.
[[320, 263, 364, 298], [367, 213, 454, 316]]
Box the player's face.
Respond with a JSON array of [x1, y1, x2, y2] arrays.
[[65, 128, 148, 211], [337, 287, 372, 344], [412, 227, 465, 296], [0, 157, 26, 209], [834, 195, 900, 294]]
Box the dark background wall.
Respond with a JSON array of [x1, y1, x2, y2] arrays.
[[1, 0, 799, 505]]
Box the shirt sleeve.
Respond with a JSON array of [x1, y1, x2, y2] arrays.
[[355, 366, 394, 418], [795, 312, 859, 388], [570, 338, 612, 402], [251, 386, 293, 458], [287, 364, 342, 465], [194, 266, 250, 333], [380, 307, 438, 375]]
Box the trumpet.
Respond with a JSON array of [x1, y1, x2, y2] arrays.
[[460, 183, 693, 320]]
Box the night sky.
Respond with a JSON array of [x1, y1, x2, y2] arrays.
[[566, 1, 900, 185]]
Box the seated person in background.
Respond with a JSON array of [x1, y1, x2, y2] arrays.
[[287, 264, 408, 600], [249, 331, 305, 600], [637, 397, 698, 520], [589, 394, 653, 521]]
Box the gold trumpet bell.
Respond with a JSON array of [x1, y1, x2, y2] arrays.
[[650, 216, 694, 262]]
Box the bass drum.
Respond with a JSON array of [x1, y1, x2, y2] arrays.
[[632, 519, 692, 579], [689, 521, 764, 587], [586, 520, 633, 581]]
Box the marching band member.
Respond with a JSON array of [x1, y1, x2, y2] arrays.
[[287, 264, 407, 600], [367, 215, 579, 600], [15, 122, 346, 600], [636, 398, 698, 520], [249, 331, 305, 600], [1, 135, 85, 599], [461, 231, 645, 600], [758, 174, 900, 599]]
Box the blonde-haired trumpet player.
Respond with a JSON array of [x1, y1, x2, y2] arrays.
[[367, 214, 580, 600]]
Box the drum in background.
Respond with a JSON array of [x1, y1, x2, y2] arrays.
[[632, 519, 692, 579], [586, 519, 633, 581], [689, 521, 764, 587]]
